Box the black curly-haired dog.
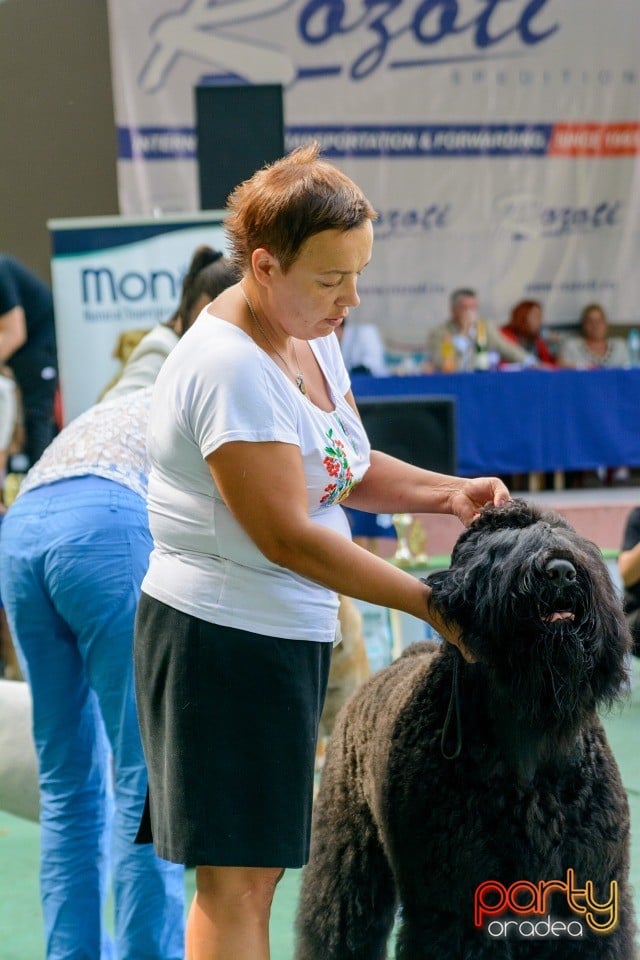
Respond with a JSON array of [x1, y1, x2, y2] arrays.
[[296, 500, 636, 959]]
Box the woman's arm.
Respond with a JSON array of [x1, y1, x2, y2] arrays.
[[342, 390, 510, 525], [618, 541, 640, 588], [0, 307, 27, 363], [345, 449, 508, 525], [206, 440, 460, 644]]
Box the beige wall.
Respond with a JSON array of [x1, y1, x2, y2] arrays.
[[0, 0, 118, 282]]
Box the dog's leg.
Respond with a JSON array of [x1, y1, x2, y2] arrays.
[[295, 742, 396, 960], [295, 803, 395, 959]]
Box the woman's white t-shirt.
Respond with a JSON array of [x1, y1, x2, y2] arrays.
[[142, 310, 371, 643]]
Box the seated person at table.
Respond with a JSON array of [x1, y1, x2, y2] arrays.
[[336, 317, 388, 376], [561, 301, 631, 485], [501, 299, 557, 367], [559, 302, 628, 369], [618, 506, 640, 657], [427, 288, 529, 371]]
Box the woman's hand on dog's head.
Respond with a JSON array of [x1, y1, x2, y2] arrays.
[[450, 477, 511, 526]]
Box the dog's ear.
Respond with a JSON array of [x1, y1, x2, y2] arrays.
[[423, 571, 480, 663], [590, 608, 633, 708], [424, 569, 460, 620], [424, 569, 449, 590], [425, 568, 466, 616]]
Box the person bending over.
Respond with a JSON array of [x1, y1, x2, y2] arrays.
[[0, 248, 236, 960]]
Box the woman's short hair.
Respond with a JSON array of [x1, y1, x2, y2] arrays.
[[224, 142, 377, 273]]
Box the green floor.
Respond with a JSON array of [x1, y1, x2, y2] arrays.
[[1, 692, 639, 959]]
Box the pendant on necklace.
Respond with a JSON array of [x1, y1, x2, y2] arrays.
[[296, 375, 308, 396]]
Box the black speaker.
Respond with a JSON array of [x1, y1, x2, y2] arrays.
[[195, 84, 285, 210], [358, 395, 457, 475]]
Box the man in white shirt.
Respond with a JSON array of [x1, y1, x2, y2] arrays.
[[336, 317, 389, 377]]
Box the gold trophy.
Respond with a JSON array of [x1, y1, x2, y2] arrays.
[[391, 513, 415, 566], [408, 518, 429, 566]]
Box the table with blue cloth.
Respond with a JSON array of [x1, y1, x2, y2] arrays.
[[347, 368, 640, 537], [351, 367, 640, 476]]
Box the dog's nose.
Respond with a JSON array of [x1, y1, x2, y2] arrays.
[[545, 558, 577, 584]]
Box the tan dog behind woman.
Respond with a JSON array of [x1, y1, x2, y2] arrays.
[[316, 596, 371, 771]]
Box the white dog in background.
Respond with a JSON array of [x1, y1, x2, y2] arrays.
[[0, 679, 39, 821]]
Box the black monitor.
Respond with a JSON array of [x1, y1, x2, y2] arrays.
[[195, 84, 285, 210], [357, 395, 457, 475]]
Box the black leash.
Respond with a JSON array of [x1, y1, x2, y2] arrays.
[[441, 653, 462, 760]]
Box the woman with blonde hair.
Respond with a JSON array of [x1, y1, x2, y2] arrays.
[[559, 302, 628, 369]]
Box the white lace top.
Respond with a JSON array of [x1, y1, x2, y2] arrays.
[[19, 387, 152, 499]]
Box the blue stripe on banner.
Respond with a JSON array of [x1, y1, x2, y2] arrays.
[[296, 65, 343, 79], [388, 50, 524, 71], [117, 126, 198, 160], [285, 124, 553, 157], [116, 123, 554, 161], [50, 221, 220, 256]]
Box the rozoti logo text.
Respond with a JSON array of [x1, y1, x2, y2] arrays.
[[138, 0, 560, 93], [494, 194, 623, 240], [474, 870, 619, 940], [298, 0, 560, 80], [375, 203, 451, 239]]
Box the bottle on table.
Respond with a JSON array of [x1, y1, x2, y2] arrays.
[[627, 328, 640, 368], [440, 334, 457, 373], [474, 319, 490, 372]]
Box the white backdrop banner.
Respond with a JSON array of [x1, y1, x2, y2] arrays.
[[49, 213, 227, 422], [105, 0, 640, 340]]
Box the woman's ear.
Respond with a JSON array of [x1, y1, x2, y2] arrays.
[[251, 248, 279, 288]]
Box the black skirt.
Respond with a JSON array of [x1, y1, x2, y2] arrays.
[[134, 593, 332, 868]]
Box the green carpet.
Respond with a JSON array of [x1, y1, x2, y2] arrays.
[[2, 692, 639, 959]]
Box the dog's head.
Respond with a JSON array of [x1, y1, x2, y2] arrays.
[[427, 499, 631, 720]]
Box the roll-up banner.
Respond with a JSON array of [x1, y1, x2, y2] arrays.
[[105, 1, 640, 338], [49, 213, 227, 423]]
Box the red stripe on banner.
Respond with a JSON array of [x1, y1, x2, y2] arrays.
[[549, 123, 640, 156]]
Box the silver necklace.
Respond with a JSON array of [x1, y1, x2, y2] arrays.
[[240, 284, 307, 395]]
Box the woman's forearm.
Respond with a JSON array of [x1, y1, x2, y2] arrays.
[[265, 517, 443, 627], [345, 451, 509, 528], [618, 541, 640, 588], [345, 450, 465, 516]]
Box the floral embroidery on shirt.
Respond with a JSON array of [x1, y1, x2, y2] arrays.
[[321, 428, 360, 506], [333, 412, 360, 456]]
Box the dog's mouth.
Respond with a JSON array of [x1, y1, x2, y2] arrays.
[[537, 592, 583, 627], [542, 610, 576, 624], [536, 569, 586, 628]]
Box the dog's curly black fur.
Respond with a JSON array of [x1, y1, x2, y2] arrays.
[[296, 500, 636, 959]]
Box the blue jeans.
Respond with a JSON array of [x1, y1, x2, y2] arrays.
[[0, 477, 184, 960]]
